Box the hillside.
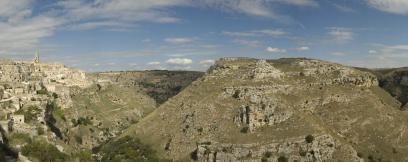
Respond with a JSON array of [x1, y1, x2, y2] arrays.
[[363, 67, 408, 109], [51, 71, 203, 151], [90, 71, 204, 104], [0, 59, 203, 161], [117, 58, 408, 162]]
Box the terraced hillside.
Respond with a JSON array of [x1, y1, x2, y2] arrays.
[[115, 58, 408, 162]]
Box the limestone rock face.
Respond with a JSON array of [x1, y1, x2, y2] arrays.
[[250, 60, 283, 80], [224, 86, 293, 132], [296, 59, 378, 87], [195, 135, 358, 162]]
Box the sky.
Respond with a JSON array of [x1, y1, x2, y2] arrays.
[[1, 0, 408, 71]]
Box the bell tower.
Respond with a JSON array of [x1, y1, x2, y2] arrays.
[[33, 50, 39, 64]]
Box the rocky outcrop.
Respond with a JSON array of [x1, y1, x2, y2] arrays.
[[296, 59, 378, 87], [224, 86, 292, 132], [369, 67, 408, 108], [194, 135, 358, 162], [250, 60, 283, 80]]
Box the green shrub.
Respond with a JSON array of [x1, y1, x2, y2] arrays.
[[21, 139, 68, 162], [51, 103, 66, 121], [72, 150, 92, 162], [74, 135, 83, 144], [240, 126, 249, 133], [52, 93, 58, 98], [100, 136, 171, 162], [233, 90, 241, 99], [36, 89, 48, 95], [277, 156, 288, 162], [72, 117, 93, 127], [305, 135, 314, 143], [37, 127, 45, 135], [15, 105, 42, 123]]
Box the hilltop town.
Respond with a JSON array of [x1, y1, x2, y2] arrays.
[[0, 54, 203, 161]]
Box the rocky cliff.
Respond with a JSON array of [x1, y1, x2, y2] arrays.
[[364, 67, 408, 109], [120, 58, 408, 162]]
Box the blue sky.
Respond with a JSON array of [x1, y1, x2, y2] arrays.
[[1, 0, 408, 71]]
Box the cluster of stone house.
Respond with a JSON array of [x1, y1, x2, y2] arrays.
[[0, 54, 91, 137]]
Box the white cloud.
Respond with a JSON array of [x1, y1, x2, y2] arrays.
[[199, 59, 215, 65], [199, 0, 276, 18], [199, 0, 318, 18], [0, 0, 61, 54], [166, 58, 193, 65], [66, 21, 134, 31], [58, 0, 189, 30], [275, 0, 318, 7], [296, 46, 310, 51], [266, 47, 287, 53], [147, 61, 161, 65], [223, 31, 257, 37], [0, 0, 319, 57], [233, 39, 262, 47], [0, 0, 32, 18], [56, 0, 318, 31], [223, 29, 287, 37], [368, 50, 377, 54], [164, 37, 194, 44], [327, 27, 353, 43], [253, 29, 287, 37], [357, 44, 408, 67], [366, 0, 408, 15], [333, 3, 355, 13]]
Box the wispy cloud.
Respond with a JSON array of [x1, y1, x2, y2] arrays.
[[0, 0, 319, 55], [166, 58, 193, 65], [0, 0, 61, 54], [266, 47, 287, 53], [368, 50, 377, 54], [147, 61, 161, 65], [366, 0, 408, 15], [164, 37, 195, 44], [296, 46, 310, 51], [327, 27, 354, 43], [354, 44, 408, 67], [275, 0, 318, 7], [57, 0, 188, 30], [199, 59, 215, 66], [332, 3, 356, 13], [223, 29, 287, 37], [233, 39, 262, 47]]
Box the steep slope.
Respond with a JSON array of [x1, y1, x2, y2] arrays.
[[364, 67, 408, 109], [90, 71, 204, 104], [119, 58, 408, 162], [52, 84, 157, 150], [0, 59, 203, 161], [49, 71, 203, 151]]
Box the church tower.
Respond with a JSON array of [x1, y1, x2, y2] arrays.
[[33, 50, 39, 64]]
